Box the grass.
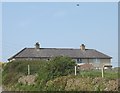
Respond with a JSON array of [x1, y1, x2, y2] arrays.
[[0, 70, 1, 86], [0, 62, 2, 85], [2, 60, 120, 91], [78, 69, 118, 79]]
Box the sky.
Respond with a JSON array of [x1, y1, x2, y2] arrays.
[[0, 0, 119, 2], [0, 2, 2, 63], [1, 2, 118, 67]]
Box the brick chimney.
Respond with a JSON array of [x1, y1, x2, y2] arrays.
[[35, 42, 40, 49], [80, 44, 85, 50]]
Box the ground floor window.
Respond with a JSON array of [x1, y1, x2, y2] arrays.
[[93, 58, 101, 69], [93, 58, 100, 64], [77, 58, 82, 63]]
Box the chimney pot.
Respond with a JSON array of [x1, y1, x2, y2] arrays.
[[35, 42, 40, 49], [80, 44, 85, 50]]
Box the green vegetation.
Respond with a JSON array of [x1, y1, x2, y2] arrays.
[[2, 57, 120, 91], [2, 56, 76, 91], [78, 70, 118, 80], [0, 62, 2, 85]]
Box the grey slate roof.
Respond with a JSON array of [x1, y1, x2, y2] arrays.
[[8, 48, 112, 60]]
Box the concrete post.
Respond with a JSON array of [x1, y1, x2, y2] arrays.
[[28, 65, 30, 75], [102, 67, 104, 78], [75, 66, 77, 76]]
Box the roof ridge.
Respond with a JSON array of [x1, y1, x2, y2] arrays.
[[26, 48, 91, 50]]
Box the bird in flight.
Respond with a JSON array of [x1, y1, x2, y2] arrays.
[[76, 4, 79, 6]]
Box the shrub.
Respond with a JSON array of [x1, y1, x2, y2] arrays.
[[47, 56, 75, 78], [2, 60, 47, 87], [2, 56, 76, 91], [36, 56, 76, 90]]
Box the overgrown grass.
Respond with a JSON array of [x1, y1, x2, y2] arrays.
[[79, 70, 102, 78], [0, 70, 1, 86], [2, 58, 119, 91], [0, 62, 2, 86], [2, 56, 76, 91], [78, 69, 118, 79], [2, 60, 48, 87]]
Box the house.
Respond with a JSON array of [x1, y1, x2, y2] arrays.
[[8, 42, 112, 68]]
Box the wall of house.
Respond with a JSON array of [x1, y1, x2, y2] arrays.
[[74, 58, 111, 68], [10, 57, 111, 68], [10, 57, 50, 62], [89, 59, 111, 68]]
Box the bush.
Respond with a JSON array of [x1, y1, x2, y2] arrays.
[[48, 56, 75, 77], [36, 56, 76, 90], [2, 56, 76, 91], [2, 60, 47, 87]]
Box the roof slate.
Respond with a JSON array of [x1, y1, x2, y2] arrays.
[[8, 48, 112, 60]]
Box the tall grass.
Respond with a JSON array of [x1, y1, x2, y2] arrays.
[[78, 69, 118, 79]]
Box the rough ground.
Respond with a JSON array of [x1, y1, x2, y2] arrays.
[[0, 86, 2, 93], [46, 76, 119, 91], [18, 74, 37, 85]]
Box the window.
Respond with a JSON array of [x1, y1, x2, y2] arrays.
[[94, 58, 100, 64], [77, 58, 82, 63], [92, 58, 101, 69]]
